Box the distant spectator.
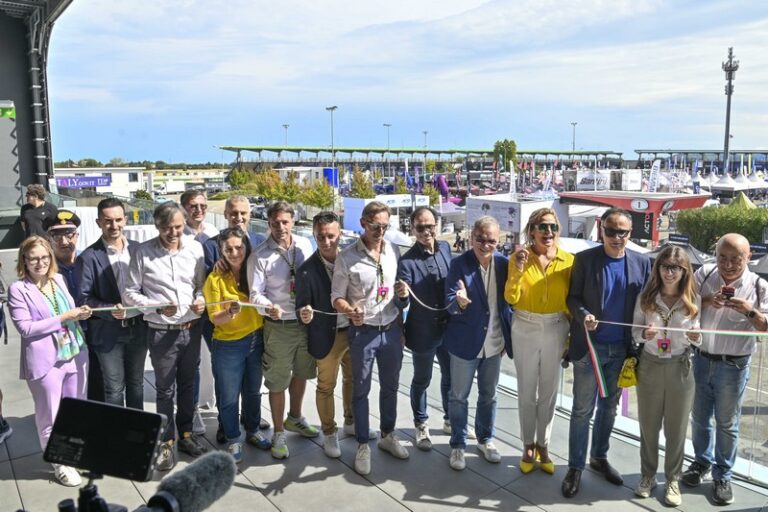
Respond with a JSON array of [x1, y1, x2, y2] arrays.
[[20, 184, 58, 238]]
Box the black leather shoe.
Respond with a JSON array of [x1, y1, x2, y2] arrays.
[[589, 457, 623, 485], [562, 468, 582, 498]]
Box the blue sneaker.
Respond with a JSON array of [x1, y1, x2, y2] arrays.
[[246, 431, 272, 450], [228, 442, 243, 464], [0, 418, 12, 445]]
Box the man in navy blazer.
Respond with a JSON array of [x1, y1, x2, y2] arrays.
[[561, 208, 651, 498], [75, 197, 148, 409], [443, 216, 512, 471], [395, 206, 453, 451]]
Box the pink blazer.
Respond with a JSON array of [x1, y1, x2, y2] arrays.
[[8, 273, 86, 380]]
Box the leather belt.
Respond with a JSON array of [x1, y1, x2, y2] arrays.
[[147, 320, 197, 331], [121, 317, 144, 328], [264, 318, 299, 325], [361, 321, 395, 332], [695, 348, 749, 362]]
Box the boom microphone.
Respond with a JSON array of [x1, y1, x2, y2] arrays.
[[135, 451, 236, 512]]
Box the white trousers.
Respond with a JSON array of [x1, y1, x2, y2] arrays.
[[511, 310, 569, 446]]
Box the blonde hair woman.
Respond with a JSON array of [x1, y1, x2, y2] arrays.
[[504, 208, 573, 475], [7, 236, 91, 486]]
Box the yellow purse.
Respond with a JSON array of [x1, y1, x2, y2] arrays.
[[617, 356, 638, 388]]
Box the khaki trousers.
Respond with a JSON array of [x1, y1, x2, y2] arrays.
[[316, 329, 353, 434]]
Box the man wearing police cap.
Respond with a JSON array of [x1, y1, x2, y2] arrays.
[[44, 209, 81, 297]]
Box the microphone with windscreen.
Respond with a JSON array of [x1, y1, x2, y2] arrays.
[[135, 451, 236, 512]]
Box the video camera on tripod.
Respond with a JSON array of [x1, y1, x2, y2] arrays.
[[18, 398, 235, 512]]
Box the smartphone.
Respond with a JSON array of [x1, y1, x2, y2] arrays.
[[721, 285, 735, 300]]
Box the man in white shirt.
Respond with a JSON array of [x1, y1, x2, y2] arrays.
[[248, 201, 317, 460], [124, 201, 207, 471], [181, 189, 219, 243]]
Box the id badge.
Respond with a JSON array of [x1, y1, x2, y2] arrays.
[[289, 278, 296, 298], [377, 286, 389, 301], [656, 338, 672, 359], [57, 330, 71, 347]]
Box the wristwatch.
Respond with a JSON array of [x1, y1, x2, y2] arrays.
[[746, 309, 757, 319]]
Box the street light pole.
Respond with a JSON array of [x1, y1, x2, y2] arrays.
[[326, 106, 338, 194], [722, 47, 739, 176], [383, 123, 391, 177], [282, 124, 289, 146], [570, 122, 577, 153], [422, 130, 428, 182], [423, 130, 428, 149]]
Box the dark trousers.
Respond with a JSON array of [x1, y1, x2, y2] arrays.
[[96, 322, 148, 409], [148, 322, 202, 442]]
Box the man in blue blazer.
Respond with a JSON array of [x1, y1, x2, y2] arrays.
[[443, 216, 512, 471], [395, 206, 453, 451], [562, 208, 651, 498], [75, 197, 147, 409]]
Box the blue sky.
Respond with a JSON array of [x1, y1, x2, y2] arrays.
[[47, 0, 768, 164]]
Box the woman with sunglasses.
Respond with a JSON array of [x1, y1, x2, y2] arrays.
[[7, 236, 91, 486], [203, 228, 271, 463], [504, 208, 573, 475], [631, 245, 700, 506]]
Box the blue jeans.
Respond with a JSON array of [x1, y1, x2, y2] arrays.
[[348, 323, 404, 443], [568, 342, 625, 470], [96, 328, 148, 410], [410, 345, 451, 425], [448, 353, 501, 449], [211, 331, 265, 441], [691, 352, 751, 481]]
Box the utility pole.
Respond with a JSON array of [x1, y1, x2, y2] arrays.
[[282, 124, 289, 146], [383, 123, 391, 177], [570, 122, 577, 153], [722, 47, 739, 176]]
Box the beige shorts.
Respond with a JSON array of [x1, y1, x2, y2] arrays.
[[262, 321, 316, 392]]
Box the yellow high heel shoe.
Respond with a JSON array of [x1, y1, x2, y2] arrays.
[[536, 445, 555, 475], [519, 444, 537, 474]]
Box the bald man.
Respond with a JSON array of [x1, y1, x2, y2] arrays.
[[681, 234, 768, 505]]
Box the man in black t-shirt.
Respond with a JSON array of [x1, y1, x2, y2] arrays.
[[19, 184, 58, 238]]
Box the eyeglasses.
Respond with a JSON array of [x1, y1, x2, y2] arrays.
[[660, 264, 684, 274], [474, 238, 498, 246], [25, 255, 51, 265], [536, 223, 559, 233], [603, 227, 631, 239], [367, 222, 389, 232], [50, 231, 77, 241], [414, 224, 436, 233], [188, 204, 208, 211]]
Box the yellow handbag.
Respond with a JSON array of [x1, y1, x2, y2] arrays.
[[617, 356, 638, 388]]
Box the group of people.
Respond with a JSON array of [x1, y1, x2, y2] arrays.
[[5, 188, 766, 507]]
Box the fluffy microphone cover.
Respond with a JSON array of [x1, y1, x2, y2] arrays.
[[157, 451, 236, 512]]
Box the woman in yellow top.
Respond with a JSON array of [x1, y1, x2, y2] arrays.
[[504, 207, 574, 475], [203, 227, 270, 463]]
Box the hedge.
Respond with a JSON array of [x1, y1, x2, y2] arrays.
[[676, 206, 768, 252]]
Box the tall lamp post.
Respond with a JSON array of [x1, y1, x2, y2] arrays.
[[383, 123, 391, 177], [282, 124, 289, 146], [422, 130, 428, 183], [570, 122, 577, 153], [326, 106, 338, 199], [722, 47, 739, 176]]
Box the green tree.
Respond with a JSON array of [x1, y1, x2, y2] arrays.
[[425, 159, 436, 175], [279, 171, 302, 204], [349, 169, 376, 198], [78, 158, 102, 167], [394, 176, 408, 194], [676, 204, 768, 251], [252, 170, 282, 200], [301, 179, 335, 210], [493, 139, 518, 172], [107, 157, 126, 167], [134, 189, 153, 201], [228, 168, 250, 189], [423, 183, 440, 206]]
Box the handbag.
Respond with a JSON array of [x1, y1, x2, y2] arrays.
[[617, 355, 638, 388]]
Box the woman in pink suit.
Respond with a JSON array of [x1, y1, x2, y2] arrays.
[[8, 236, 91, 486]]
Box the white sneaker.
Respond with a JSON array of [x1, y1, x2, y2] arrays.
[[442, 420, 475, 439], [634, 475, 658, 498], [271, 431, 289, 459], [343, 423, 377, 439], [415, 423, 432, 451], [449, 448, 466, 471], [323, 432, 342, 458], [664, 480, 682, 506], [355, 443, 371, 475], [192, 407, 206, 435], [228, 442, 243, 464], [477, 441, 501, 463], [53, 464, 82, 487], [378, 432, 410, 459]]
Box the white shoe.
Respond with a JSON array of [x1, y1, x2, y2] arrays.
[[53, 464, 82, 487], [271, 431, 289, 459], [228, 442, 243, 464], [449, 448, 466, 471], [442, 419, 475, 439], [355, 443, 371, 475], [477, 441, 501, 463], [664, 480, 682, 506], [415, 423, 432, 451], [634, 475, 658, 498], [378, 432, 410, 459], [323, 432, 342, 458], [192, 408, 206, 435], [343, 423, 377, 439]]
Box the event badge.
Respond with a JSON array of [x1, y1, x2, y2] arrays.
[[377, 286, 389, 302], [657, 338, 672, 359], [289, 279, 296, 298], [57, 330, 71, 347]]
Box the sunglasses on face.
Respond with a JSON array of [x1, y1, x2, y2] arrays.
[[414, 224, 436, 233], [660, 263, 684, 274], [25, 255, 51, 265], [603, 227, 631, 239], [188, 204, 207, 211], [535, 223, 559, 233], [367, 222, 389, 232], [50, 231, 77, 242]]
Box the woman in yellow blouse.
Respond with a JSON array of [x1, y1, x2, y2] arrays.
[[504, 208, 574, 475], [203, 227, 271, 463]]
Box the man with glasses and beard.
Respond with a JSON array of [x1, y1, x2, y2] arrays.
[[332, 201, 408, 475], [561, 207, 651, 498], [395, 206, 456, 451]]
